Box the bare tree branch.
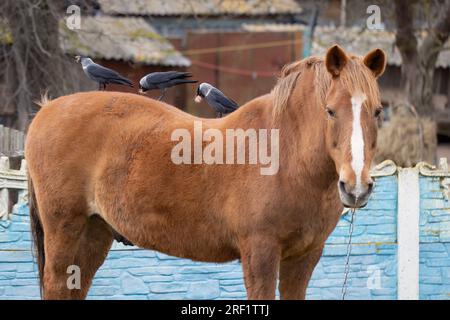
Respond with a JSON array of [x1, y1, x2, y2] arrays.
[[0, 0, 87, 131], [419, 0, 450, 69], [394, 0, 419, 63]]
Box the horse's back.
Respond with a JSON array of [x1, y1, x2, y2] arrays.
[[28, 91, 187, 137], [27, 91, 182, 154], [25, 91, 181, 205]]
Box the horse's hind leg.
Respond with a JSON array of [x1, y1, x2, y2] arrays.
[[71, 215, 113, 299], [42, 209, 87, 300], [42, 208, 112, 299]]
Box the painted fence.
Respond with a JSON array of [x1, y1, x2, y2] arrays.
[[0, 158, 449, 300]]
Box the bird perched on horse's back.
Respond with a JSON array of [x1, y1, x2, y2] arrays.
[[139, 71, 197, 100], [75, 56, 133, 90], [195, 82, 239, 117]]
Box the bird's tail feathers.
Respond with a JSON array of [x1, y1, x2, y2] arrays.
[[111, 77, 133, 87], [179, 72, 193, 78]]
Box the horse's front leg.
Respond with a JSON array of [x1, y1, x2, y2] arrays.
[[239, 236, 281, 300], [278, 246, 324, 300]]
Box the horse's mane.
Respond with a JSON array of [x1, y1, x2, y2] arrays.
[[272, 55, 381, 117], [34, 90, 51, 108]]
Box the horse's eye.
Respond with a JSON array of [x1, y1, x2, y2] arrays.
[[326, 107, 336, 118], [374, 108, 382, 118]]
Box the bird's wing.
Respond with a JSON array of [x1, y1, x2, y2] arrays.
[[209, 89, 239, 111], [86, 63, 131, 85], [86, 63, 120, 79], [166, 71, 192, 80], [87, 63, 133, 86], [167, 78, 198, 86], [148, 71, 192, 84]]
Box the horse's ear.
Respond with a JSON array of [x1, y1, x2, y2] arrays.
[[325, 45, 348, 77], [363, 48, 386, 78]]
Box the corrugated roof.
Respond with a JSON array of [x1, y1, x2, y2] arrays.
[[243, 24, 450, 68], [59, 16, 190, 67], [98, 0, 302, 16]]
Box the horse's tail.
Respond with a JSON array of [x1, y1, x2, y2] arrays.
[[28, 173, 45, 297]]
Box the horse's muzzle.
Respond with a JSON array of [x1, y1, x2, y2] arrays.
[[338, 180, 373, 208]]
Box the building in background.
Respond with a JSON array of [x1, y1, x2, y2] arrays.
[[60, 15, 191, 106], [0, 14, 191, 125], [97, 0, 304, 38], [96, 0, 304, 116]]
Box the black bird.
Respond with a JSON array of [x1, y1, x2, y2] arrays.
[[75, 56, 133, 90], [195, 83, 239, 118], [139, 71, 197, 101]]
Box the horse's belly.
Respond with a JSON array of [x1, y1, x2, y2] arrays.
[[142, 243, 239, 263], [136, 233, 240, 263], [109, 211, 240, 263]]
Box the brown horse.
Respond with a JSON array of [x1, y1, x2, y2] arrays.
[[25, 45, 386, 300]]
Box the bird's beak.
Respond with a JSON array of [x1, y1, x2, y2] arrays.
[[194, 95, 202, 103]]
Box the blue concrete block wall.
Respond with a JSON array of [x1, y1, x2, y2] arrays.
[[307, 176, 398, 300], [0, 174, 448, 299], [419, 176, 450, 300]]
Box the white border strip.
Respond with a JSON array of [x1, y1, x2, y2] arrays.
[[397, 168, 420, 300]]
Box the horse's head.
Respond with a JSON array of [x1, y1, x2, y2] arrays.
[[323, 45, 386, 208]]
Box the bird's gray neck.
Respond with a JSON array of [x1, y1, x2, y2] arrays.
[[81, 58, 93, 68], [200, 83, 213, 97]]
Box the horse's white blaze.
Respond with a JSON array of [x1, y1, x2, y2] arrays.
[[350, 93, 366, 197]]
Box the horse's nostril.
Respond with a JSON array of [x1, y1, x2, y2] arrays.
[[367, 182, 374, 193], [339, 180, 346, 193]]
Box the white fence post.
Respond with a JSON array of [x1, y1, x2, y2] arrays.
[[397, 167, 420, 300]]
